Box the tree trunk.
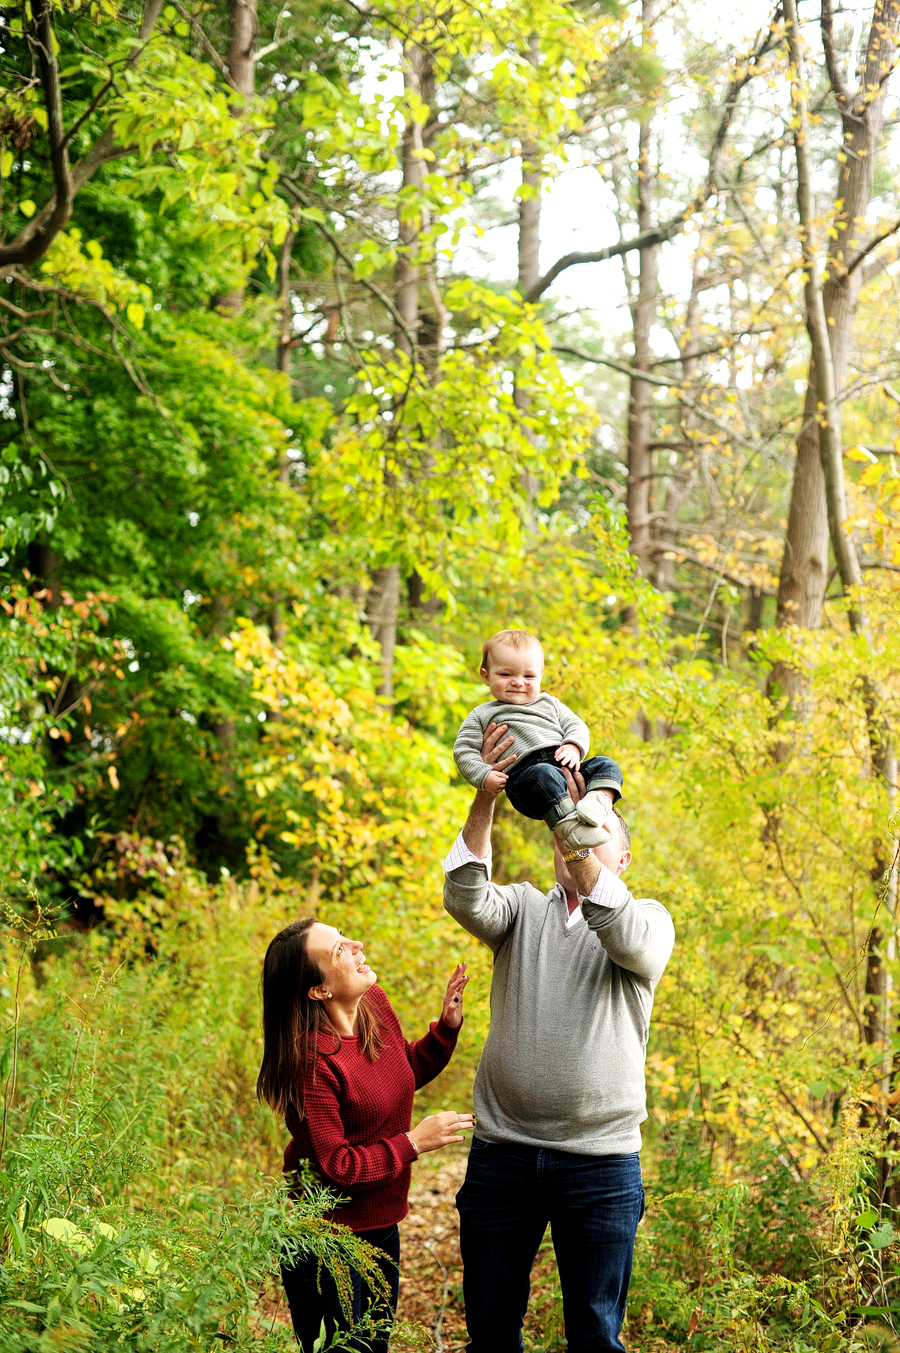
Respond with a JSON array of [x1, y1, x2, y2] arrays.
[[275, 225, 295, 380], [394, 44, 426, 357], [624, 4, 659, 577], [517, 36, 542, 299], [366, 43, 433, 697], [654, 246, 702, 592], [227, 0, 256, 99], [511, 35, 543, 527], [366, 565, 400, 699], [784, 0, 899, 1185], [773, 0, 899, 644], [217, 0, 258, 315]]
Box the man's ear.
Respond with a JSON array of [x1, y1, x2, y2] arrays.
[[616, 850, 632, 877]]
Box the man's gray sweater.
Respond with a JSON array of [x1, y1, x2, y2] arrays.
[[454, 694, 590, 790], [444, 861, 674, 1154]]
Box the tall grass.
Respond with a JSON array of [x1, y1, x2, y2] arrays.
[[0, 869, 393, 1352], [3, 845, 898, 1352]]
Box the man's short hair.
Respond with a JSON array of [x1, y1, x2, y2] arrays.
[[612, 808, 631, 853], [481, 629, 544, 671]]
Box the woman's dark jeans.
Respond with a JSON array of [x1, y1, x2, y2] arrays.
[[504, 748, 623, 825], [456, 1138, 644, 1352], [281, 1223, 400, 1353]]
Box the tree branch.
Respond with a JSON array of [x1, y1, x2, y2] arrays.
[[552, 345, 769, 455], [172, 0, 232, 84], [0, 0, 164, 266], [279, 182, 419, 350], [846, 214, 900, 280], [0, 0, 74, 267], [524, 16, 781, 304], [821, 0, 851, 108], [648, 543, 776, 595]]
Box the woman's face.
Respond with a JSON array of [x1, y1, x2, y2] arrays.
[[306, 922, 377, 1003]]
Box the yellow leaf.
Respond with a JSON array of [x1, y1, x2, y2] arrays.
[[858, 463, 885, 486], [108, 764, 120, 790], [845, 444, 877, 462], [126, 302, 145, 330], [19, 199, 36, 218], [0, 150, 12, 178]]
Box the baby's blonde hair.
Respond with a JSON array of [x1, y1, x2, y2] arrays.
[[481, 629, 544, 672]]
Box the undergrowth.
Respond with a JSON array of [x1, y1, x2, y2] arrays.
[[3, 856, 900, 1351]]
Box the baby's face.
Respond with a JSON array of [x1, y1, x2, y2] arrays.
[[481, 643, 543, 705]]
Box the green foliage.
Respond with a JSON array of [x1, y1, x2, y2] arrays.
[[0, 887, 395, 1352], [2, 1, 900, 1350]]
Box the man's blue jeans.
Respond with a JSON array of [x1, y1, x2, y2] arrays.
[[456, 1139, 644, 1352]]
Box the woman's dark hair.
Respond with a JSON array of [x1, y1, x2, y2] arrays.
[[256, 917, 382, 1117]]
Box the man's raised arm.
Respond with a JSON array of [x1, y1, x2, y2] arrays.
[[444, 723, 522, 952], [461, 788, 498, 859]]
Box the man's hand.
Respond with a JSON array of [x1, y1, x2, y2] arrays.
[[441, 962, 469, 1028], [559, 765, 587, 804], [554, 742, 582, 770], [482, 721, 517, 784], [557, 766, 614, 810]]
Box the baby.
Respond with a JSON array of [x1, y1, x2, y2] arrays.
[[453, 629, 623, 851]]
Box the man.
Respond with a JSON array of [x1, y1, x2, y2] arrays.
[[443, 722, 674, 1353]]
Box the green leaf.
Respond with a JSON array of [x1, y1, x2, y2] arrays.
[[869, 1221, 896, 1250]]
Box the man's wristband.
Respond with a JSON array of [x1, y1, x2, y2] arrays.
[[562, 847, 591, 864]]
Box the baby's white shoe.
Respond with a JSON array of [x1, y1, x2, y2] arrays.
[[554, 810, 610, 850], [576, 791, 612, 830]]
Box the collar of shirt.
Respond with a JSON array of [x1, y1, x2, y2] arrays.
[[554, 882, 584, 928]]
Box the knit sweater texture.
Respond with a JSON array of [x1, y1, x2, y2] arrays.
[[443, 862, 674, 1154], [283, 986, 459, 1230], [454, 694, 591, 790]]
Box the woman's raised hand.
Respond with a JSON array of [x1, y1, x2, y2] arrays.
[[441, 962, 469, 1029], [408, 1110, 475, 1155]]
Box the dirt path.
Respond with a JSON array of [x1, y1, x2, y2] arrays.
[[393, 1148, 469, 1351]]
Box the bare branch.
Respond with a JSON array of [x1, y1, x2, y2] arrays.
[[552, 345, 769, 455], [821, 0, 851, 108], [648, 543, 776, 595], [279, 182, 418, 350], [846, 215, 900, 280], [524, 16, 781, 304], [172, 1, 232, 83]]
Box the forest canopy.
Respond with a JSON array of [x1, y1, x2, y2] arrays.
[[2, 0, 900, 1348]]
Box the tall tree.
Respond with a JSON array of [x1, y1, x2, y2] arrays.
[[773, 0, 900, 652]]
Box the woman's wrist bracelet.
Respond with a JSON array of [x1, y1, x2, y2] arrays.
[[562, 847, 591, 863], [405, 1132, 419, 1156]]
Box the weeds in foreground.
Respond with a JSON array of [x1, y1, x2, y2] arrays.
[[4, 876, 900, 1352]]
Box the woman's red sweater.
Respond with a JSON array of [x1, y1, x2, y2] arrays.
[[283, 985, 460, 1231]]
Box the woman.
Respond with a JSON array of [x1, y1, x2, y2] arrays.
[[257, 917, 473, 1352]]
